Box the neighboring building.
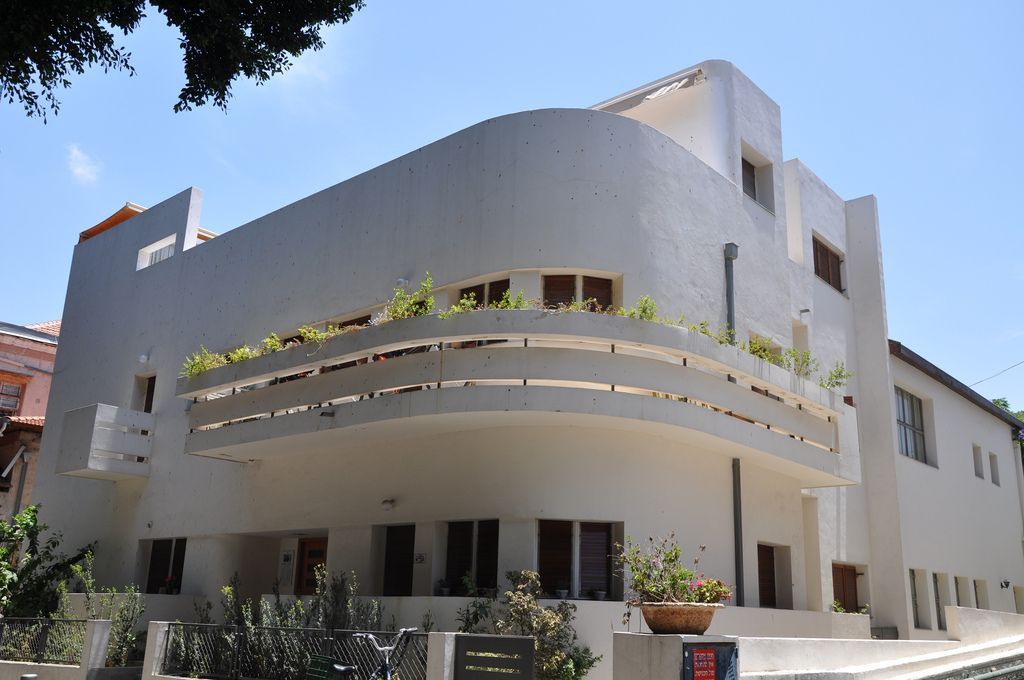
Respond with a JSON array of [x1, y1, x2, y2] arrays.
[[0, 320, 60, 518], [31, 59, 1024, 673]]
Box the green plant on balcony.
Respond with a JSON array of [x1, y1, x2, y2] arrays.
[[618, 295, 659, 322], [180, 346, 228, 378], [439, 291, 478, 319], [783, 348, 820, 379], [376, 272, 436, 323], [488, 288, 533, 310], [556, 297, 599, 313], [819, 361, 854, 389], [226, 344, 260, 364]]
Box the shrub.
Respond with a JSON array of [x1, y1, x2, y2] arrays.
[[819, 361, 854, 389], [439, 292, 478, 319], [619, 295, 659, 322], [107, 585, 145, 666], [260, 333, 284, 354], [226, 344, 259, 364], [382, 273, 435, 322], [180, 346, 227, 378], [489, 289, 532, 310], [556, 298, 598, 313], [782, 348, 819, 379]]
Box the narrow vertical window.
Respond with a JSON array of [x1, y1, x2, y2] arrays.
[[989, 453, 1000, 486], [895, 387, 927, 463], [812, 237, 843, 292], [973, 445, 985, 479], [742, 159, 757, 200], [909, 569, 921, 628], [537, 520, 573, 595], [932, 572, 946, 630]]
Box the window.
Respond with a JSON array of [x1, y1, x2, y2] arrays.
[[812, 237, 843, 292], [895, 387, 927, 463], [974, 579, 989, 609], [542, 276, 576, 308], [1014, 586, 1024, 615], [973, 445, 985, 479], [382, 524, 415, 596], [137, 234, 176, 270], [0, 383, 22, 416], [581, 277, 613, 311], [955, 576, 971, 607], [758, 544, 777, 608], [543, 275, 614, 309], [145, 538, 186, 594], [537, 520, 618, 599], [742, 159, 757, 200], [832, 563, 859, 613], [990, 453, 1000, 486], [459, 278, 511, 308], [445, 519, 499, 594], [909, 569, 922, 628], [933, 572, 947, 630]]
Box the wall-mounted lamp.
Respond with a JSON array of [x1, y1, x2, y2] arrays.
[[799, 308, 811, 316], [1001, 579, 1011, 590], [138, 354, 150, 364], [396, 278, 410, 289], [320, 410, 335, 417], [381, 498, 396, 511]]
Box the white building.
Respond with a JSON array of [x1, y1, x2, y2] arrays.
[[33, 60, 1024, 673]]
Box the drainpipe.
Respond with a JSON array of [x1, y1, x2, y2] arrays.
[[724, 243, 739, 338], [733, 458, 744, 606]]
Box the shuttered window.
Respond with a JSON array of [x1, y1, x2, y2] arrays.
[[895, 387, 927, 463], [537, 520, 573, 595], [445, 519, 499, 594], [832, 563, 858, 613], [543, 276, 576, 308], [579, 523, 612, 596], [812, 238, 843, 292], [487, 279, 510, 305], [582, 277, 613, 311]]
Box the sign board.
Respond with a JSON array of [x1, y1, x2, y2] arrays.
[[691, 648, 716, 680]]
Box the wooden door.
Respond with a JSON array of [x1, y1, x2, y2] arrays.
[[383, 525, 415, 596], [832, 564, 858, 612], [295, 537, 328, 596], [758, 544, 777, 608]]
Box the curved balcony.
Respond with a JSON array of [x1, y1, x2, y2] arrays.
[[177, 311, 851, 487]]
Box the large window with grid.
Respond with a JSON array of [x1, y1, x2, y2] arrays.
[[0, 383, 22, 416], [895, 386, 927, 463]]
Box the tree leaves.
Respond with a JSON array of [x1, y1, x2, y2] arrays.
[[0, 0, 364, 120]]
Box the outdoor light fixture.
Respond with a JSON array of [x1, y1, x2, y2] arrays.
[[1001, 579, 1011, 589], [381, 498, 396, 511], [396, 278, 410, 288], [138, 353, 149, 364], [320, 410, 335, 417], [799, 308, 811, 316]]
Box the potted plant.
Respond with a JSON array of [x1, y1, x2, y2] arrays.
[[617, 534, 731, 635], [555, 581, 570, 600], [437, 578, 451, 597]]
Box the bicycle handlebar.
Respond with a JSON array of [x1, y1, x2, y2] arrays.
[[352, 628, 418, 654]]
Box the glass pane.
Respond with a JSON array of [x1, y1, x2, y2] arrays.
[[0, 384, 22, 397]]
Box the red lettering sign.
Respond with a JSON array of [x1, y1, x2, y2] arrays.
[[692, 648, 716, 680]]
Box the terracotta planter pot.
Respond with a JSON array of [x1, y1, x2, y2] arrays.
[[640, 602, 723, 634]]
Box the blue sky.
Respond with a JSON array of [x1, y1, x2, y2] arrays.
[[2, 1, 1022, 406]]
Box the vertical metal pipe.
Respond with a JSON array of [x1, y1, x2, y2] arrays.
[[724, 243, 739, 338], [733, 457, 745, 606]]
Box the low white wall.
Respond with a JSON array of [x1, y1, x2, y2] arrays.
[[738, 637, 958, 673], [947, 606, 1024, 644]]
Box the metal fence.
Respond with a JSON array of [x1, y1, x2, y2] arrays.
[[0, 618, 88, 665], [162, 623, 428, 680]]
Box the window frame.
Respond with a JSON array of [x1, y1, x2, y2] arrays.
[[0, 382, 23, 416], [895, 386, 928, 464], [536, 519, 619, 600]]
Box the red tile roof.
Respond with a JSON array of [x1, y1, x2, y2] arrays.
[[4, 416, 44, 431], [26, 320, 61, 336]]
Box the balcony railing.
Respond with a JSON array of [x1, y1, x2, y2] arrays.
[[56, 403, 154, 480], [178, 311, 851, 486]]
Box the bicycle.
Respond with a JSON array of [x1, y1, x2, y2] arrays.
[[352, 627, 418, 680]]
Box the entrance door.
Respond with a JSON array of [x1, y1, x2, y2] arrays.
[[383, 525, 415, 596], [295, 537, 328, 596], [758, 544, 777, 608], [832, 563, 858, 612]]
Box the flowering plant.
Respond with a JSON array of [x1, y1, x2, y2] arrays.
[[616, 534, 731, 624]]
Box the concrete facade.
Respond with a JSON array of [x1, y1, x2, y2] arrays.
[[32, 59, 1024, 678]]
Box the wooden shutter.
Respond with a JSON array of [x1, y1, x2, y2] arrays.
[[579, 523, 611, 596], [446, 522, 475, 593], [476, 519, 499, 590], [813, 238, 843, 292], [487, 279, 510, 305], [758, 544, 777, 608], [459, 284, 486, 308], [543, 276, 576, 308], [383, 525, 416, 596], [832, 564, 858, 612], [537, 520, 573, 594], [582, 277, 613, 311]]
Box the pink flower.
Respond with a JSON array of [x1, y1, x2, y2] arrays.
[[696, 581, 703, 587]]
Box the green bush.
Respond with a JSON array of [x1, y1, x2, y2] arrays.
[[180, 346, 228, 378], [819, 361, 854, 389]]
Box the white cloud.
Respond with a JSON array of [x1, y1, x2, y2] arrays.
[[67, 144, 100, 184]]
